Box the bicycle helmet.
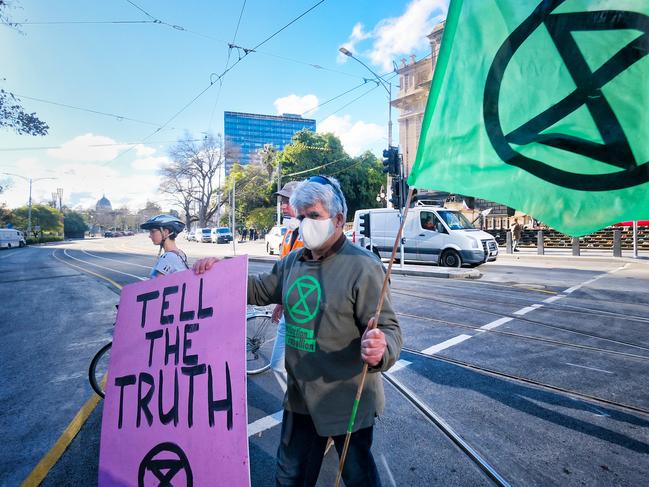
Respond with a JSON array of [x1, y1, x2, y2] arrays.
[[140, 214, 185, 237]]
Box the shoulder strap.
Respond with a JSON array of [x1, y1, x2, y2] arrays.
[[166, 249, 189, 269]]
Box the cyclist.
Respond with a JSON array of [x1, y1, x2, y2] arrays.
[[140, 214, 189, 278], [270, 181, 302, 392]]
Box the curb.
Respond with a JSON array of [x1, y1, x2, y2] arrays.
[[497, 252, 649, 265], [392, 267, 482, 279], [246, 255, 481, 279]]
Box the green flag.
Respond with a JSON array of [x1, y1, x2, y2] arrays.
[[408, 0, 649, 236]]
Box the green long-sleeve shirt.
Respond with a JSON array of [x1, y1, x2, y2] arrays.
[[248, 236, 402, 436]]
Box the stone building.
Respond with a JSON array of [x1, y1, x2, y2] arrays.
[[391, 22, 516, 229]]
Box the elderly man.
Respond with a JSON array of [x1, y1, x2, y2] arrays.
[[194, 175, 401, 486]]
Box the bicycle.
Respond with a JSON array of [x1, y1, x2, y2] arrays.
[[89, 306, 277, 398]]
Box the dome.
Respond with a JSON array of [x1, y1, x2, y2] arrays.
[[96, 194, 112, 211]]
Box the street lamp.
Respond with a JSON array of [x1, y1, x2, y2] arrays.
[[1, 172, 56, 236]]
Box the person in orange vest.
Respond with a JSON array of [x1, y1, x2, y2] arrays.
[[270, 181, 303, 391]]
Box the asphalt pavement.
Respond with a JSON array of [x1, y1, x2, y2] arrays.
[[2, 235, 649, 486]]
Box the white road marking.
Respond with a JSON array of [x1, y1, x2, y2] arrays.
[[513, 304, 543, 316], [63, 249, 146, 281], [81, 249, 151, 269], [543, 295, 563, 304], [379, 453, 397, 487], [421, 334, 473, 355], [247, 410, 283, 437], [563, 264, 627, 294], [479, 317, 512, 330], [387, 359, 412, 373], [565, 362, 614, 375]]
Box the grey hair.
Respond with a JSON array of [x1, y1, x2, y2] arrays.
[[290, 176, 348, 220]]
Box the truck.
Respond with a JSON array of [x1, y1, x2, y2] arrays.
[[0, 228, 27, 249], [351, 206, 498, 267]]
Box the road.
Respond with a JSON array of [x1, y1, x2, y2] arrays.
[[1, 235, 648, 486]]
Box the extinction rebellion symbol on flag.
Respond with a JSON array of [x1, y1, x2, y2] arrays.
[[483, 0, 649, 191]]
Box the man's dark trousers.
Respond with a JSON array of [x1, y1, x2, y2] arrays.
[[276, 410, 381, 487]]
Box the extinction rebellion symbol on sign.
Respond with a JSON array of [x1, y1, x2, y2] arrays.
[[483, 0, 649, 191]]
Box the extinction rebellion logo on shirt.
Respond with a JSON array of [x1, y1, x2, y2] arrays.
[[285, 275, 321, 352]]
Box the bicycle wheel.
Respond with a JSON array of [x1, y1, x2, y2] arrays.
[[89, 342, 112, 398], [246, 313, 275, 375]]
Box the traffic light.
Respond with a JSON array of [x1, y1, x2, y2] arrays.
[[382, 146, 399, 176], [359, 212, 371, 238], [390, 177, 402, 208]]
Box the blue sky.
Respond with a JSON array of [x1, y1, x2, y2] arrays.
[[0, 0, 447, 210]]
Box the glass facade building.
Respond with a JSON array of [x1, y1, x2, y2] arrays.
[[224, 111, 316, 174]]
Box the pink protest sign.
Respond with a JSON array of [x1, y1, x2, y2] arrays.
[[98, 256, 249, 487]]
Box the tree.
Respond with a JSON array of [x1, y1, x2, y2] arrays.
[[137, 201, 162, 226], [225, 162, 274, 226], [257, 144, 278, 179], [0, 2, 49, 136], [161, 134, 228, 228], [11, 204, 62, 236], [277, 131, 384, 219], [64, 211, 88, 236], [246, 207, 276, 232]]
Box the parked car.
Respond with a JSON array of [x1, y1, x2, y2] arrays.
[[104, 231, 115, 238], [200, 228, 213, 243], [186, 228, 200, 241], [351, 206, 498, 267], [0, 228, 26, 248], [265, 225, 286, 255], [211, 227, 233, 244]]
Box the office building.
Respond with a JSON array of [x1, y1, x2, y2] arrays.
[[224, 111, 316, 174]]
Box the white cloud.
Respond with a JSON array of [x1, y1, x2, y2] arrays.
[[318, 115, 384, 157], [273, 94, 319, 116], [47, 133, 129, 162], [0, 158, 163, 211], [337, 22, 371, 63], [132, 155, 170, 172], [135, 144, 156, 158], [339, 0, 448, 72]]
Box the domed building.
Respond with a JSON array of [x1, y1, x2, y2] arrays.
[[96, 194, 113, 212]]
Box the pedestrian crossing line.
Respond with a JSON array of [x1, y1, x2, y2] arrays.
[[513, 304, 543, 316], [543, 295, 564, 304], [421, 334, 473, 355], [248, 410, 284, 437], [479, 317, 512, 331], [387, 359, 412, 373]]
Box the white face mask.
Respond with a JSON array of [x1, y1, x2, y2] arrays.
[[300, 217, 335, 250], [284, 217, 300, 230]]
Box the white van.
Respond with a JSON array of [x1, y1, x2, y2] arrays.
[[351, 207, 498, 267], [0, 228, 27, 249]]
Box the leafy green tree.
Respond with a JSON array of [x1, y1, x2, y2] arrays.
[[257, 144, 278, 179], [11, 204, 62, 236], [277, 131, 384, 219], [225, 163, 274, 225], [63, 211, 88, 235], [246, 207, 276, 232]]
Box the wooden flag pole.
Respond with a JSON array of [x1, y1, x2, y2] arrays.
[[334, 187, 416, 487]]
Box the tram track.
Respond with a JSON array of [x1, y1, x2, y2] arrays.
[[392, 284, 649, 322], [392, 290, 649, 355], [399, 347, 649, 418], [397, 310, 649, 363], [382, 373, 511, 487]]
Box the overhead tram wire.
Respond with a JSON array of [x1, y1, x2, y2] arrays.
[[9, 93, 176, 129], [103, 0, 327, 167], [208, 0, 248, 131], [0, 139, 203, 153]]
